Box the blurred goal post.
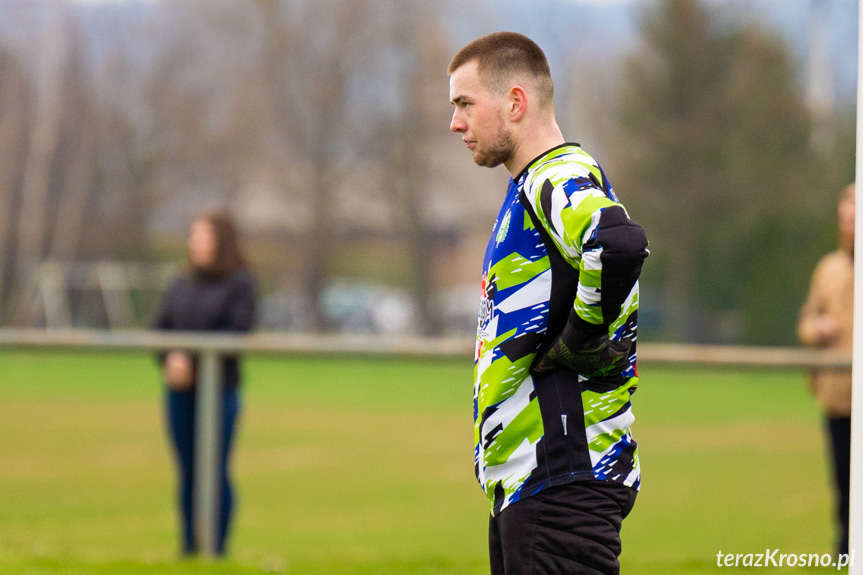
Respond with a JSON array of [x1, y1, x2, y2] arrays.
[[851, 0, 863, 569]]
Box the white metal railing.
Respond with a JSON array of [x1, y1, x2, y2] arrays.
[[0, 328, 852, 367], [0, 328, 851, 556]]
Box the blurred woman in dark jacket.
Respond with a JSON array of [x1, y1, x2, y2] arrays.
[[153, 209, 256, 556]]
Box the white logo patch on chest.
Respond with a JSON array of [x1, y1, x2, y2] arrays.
[[495, 209, 512, 246]]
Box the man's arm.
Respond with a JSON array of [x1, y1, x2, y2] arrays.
[[574, 205, 649, 332], [531, 180, 648, 375]]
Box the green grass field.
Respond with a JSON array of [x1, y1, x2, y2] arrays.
[[0, 350, 839, 574]]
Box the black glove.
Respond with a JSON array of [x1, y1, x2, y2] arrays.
[[533, 317, 632, 376]]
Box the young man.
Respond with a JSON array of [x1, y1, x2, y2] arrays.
[[448, 32, 649, 574]]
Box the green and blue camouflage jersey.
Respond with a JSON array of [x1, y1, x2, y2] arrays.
[[474, 143, 648, 516]]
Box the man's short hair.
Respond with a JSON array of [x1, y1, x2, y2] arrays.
[[448, 31, 554, 110]]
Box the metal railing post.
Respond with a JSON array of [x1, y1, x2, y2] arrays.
[[195, 349, 222, 557]]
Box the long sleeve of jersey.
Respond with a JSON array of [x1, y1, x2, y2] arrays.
[[525, 168, 648, 332]]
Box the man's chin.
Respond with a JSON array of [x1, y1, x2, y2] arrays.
[[473, 151, 505, 169]]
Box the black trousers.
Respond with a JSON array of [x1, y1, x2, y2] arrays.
[[488, 480, 637, 575], [827, 417, 851, 556]]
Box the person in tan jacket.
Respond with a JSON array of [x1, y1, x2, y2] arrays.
[[798, 182, 854, 557]]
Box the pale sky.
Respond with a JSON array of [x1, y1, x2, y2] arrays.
[[67, 0, 156, 4]]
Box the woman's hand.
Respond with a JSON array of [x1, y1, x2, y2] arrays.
[[812, 315, 840, 347], [164, 351, 195, 391]]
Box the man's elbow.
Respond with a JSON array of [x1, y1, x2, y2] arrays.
[[596, 206, 649, 273]]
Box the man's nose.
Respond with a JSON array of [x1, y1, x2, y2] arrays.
[[450, 109, 465, 133]]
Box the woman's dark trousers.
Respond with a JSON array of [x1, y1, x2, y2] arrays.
[[167, 386, 239, 556]]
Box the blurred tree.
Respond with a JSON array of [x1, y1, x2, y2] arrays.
[[1, 5, 150, 326], [0, 43, 29, 313], [615, 0, 843, 344], [381, 3, 453, 336], [47, 23, 99, 263], [136, 2, 265, 213], [257, 0, 387, 331], [93, 53, 146, 260], [13, 11, 66, 313], [131, 0, 441, 332]]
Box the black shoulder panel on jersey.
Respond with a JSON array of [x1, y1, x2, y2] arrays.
[[595, 206, 648, 324]]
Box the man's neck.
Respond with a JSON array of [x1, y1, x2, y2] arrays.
[[505, 120, 566, 178]]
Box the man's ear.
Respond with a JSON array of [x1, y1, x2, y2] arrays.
[[509, 85, 527, 122]]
